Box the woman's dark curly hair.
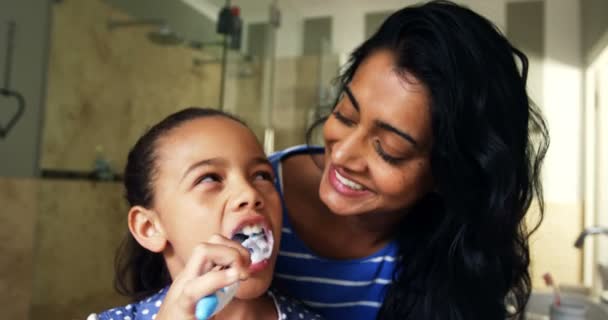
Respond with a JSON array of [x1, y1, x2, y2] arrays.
[[307, 1, 549, 319]]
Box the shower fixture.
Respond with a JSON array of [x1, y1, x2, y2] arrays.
[[106, 18, 164, 31], [107, 18, 186, 46], [146, 25, 185, 46]]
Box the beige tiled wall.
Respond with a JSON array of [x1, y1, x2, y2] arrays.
[[0, 178, 130, 320], [42, 0, 332, 173], [0, 178, 37, 320], [29, 180, 129, 319], [41, 0, 221, 172], [529, 201, 583, 288]]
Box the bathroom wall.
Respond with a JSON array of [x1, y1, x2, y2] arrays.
[[0, 178, 130, 320], [505, 0, 583, 288], [581, 0, 608, 63], [41, 0, 221, 172], [0, 0, 50, 177], [0, 178, 37, 319], [223, 54, 334, 151], [29, 180, 128, 319], [42, 0, 324, 172]]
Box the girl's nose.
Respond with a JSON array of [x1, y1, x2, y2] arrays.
[[231, 182, 264, 212]]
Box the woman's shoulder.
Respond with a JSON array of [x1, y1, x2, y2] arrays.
[[270, 145, 324, 183], [268, 145, 324, 165], [269, 289, 324, 320]]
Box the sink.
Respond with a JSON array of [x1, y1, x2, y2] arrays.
[[525, 290, 608, 319]]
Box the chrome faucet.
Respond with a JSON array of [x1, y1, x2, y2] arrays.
[[574, 226, 608, 303], [574, 226, 608, 248]]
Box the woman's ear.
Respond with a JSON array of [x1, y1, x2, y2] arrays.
[[128, 206, 167, 253]]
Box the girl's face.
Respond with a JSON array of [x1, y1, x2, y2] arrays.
[[319, 50, 434, 217], [151, 116, 281, 299]]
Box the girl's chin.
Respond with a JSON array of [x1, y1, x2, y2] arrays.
[[234, 278, 272, 300]]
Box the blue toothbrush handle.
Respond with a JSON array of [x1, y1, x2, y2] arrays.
[[194, 282, 239, 320], [195, 294, 219, 320]]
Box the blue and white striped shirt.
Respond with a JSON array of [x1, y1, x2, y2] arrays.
[[269, 145, 399, 320]]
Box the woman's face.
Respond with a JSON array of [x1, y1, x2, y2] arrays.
[[319, 50, 433, 217], [151, 116, 281, 299]]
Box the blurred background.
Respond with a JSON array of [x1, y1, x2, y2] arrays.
[[0, 0, 607, 319]]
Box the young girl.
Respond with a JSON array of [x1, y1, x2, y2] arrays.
[[88, 108, 321, 320]]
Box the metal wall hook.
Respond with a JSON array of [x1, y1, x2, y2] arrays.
[[0, 20, 26, 139]]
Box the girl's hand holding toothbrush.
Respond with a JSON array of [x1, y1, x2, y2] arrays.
[[155, 235, 251, 320]]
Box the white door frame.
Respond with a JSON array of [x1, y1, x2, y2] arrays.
[[583, 41, 608, 289]]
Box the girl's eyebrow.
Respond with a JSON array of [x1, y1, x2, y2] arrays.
[[248, 156, 272, 168], [180, 157, 226, 182], [180, 156, 270, 182]]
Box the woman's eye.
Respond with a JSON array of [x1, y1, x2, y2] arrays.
[[254, 171, 274, 181], [373, 140, 405, 165], [332, 110, 355, 127], [197, 173, 221, 184]]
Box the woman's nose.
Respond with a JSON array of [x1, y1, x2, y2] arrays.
[[331, 131, 367, 172]]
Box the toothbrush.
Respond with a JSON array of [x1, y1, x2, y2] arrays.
[[194, 230, 271, 319], [195, 281, 240, 320], [542, 272, 561, 306]]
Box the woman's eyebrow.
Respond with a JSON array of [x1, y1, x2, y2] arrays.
[[344, 85, 360, 111], [374, 120, 418, 147], [345, 84, 418, 147]]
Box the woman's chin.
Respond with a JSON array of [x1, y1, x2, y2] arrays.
[[319, 182, 364, 216]]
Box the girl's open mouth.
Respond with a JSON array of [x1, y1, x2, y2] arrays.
[[231, 223, 274, 271]]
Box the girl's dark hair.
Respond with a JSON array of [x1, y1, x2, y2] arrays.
[[114, 107, 246, 300], [307, 1, 549, 319]]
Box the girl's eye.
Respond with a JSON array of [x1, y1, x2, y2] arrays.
[[373, 140, 406, 165], [332, 110, 355, 127], [197, 173, 222, 184], [254, 170, 274, 181]]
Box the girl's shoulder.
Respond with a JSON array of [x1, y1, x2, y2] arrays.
[[269, 289, 324, 320], [89, 288, 167, 320]]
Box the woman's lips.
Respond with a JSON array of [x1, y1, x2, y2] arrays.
[[327, 165, 372, 197]]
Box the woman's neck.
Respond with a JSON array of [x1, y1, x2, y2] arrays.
[[282, 153, 401, 259], [337, 209, 403, 243], [213, 295, 276, 320]]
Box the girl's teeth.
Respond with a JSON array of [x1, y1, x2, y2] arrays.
[[242, 226, 253, 234], [335, 171, 364, 190], [250, 225, 262, 234], [237, 224, 264, 236]]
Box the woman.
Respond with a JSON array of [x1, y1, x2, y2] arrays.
[[270, 1, 549, 319]]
